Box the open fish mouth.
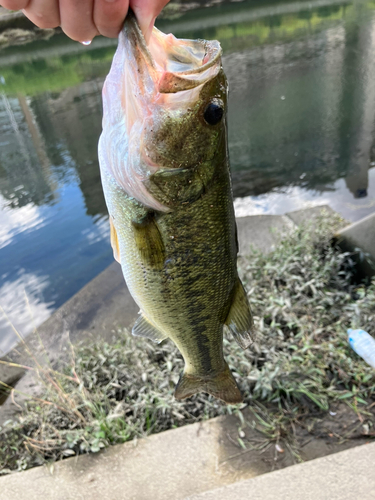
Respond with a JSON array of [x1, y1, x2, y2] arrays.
[[99, 11, 225, 211], [102, 11, 223, 130], [124, 10, 222, 95]]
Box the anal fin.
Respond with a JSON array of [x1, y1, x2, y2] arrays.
[[174, 364, 243, 404], [224, 278, 255, 349], [132, 314, 168, 344]]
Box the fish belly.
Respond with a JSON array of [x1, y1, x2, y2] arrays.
[[101, 165, 237, 377]]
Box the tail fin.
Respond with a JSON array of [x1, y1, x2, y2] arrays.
[[174, 364, 243, 404]]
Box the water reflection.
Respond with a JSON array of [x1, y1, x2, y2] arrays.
[[0, 184, 111, 354], [1, 0, 375, 353], [32, 81, 108, 216], [226, 8, 374, 197], [0, 269, 53, 355], [0, 94, 56, 208], [234, 167, 375, 219]]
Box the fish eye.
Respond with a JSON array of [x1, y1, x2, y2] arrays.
[[203, 99, 224, 126]]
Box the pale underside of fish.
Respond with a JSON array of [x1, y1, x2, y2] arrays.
[[98, 11, 255, 404]]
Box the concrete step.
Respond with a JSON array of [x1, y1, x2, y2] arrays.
[[236, 214, 295, 255], [185, 441, 375, 500], [336, 212, 375, 277], [0, 410, 371, 500], [236, 205, 336, 256]]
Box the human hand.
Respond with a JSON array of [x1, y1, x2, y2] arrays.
[[0, 0, 169, 42]]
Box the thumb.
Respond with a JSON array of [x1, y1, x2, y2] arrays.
[[130, 0, 170, 42]]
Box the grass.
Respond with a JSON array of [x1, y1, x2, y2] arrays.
[[1, 210, 375, 473]]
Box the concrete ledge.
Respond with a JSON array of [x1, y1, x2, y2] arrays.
[[236, 214, 295, 255], [287, 204, 336, 226], [0, 409, 371, 500], [336, 212, 375, 277], [186, 441, 375, 500]]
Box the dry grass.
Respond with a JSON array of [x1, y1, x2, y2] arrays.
[[1, 210, 375, 473]]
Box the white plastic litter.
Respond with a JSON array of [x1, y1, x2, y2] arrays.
[[348, 329, 375, 369]]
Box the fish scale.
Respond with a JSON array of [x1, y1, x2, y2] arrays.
[[102, 159, 235, 375]]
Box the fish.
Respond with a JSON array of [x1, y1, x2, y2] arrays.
[[98, 11, 255, 404]]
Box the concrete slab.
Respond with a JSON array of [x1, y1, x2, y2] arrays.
[[0, 415, 273, 500], [337, 212, 375, 257], [236, 214, 295, 256], [0, 409, 370, 500], [336, 212, 375, 276], [286, 204, 336, 226], [186, 441, 375, 500]]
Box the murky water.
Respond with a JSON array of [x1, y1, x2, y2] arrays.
[[1, 0, 375, 354]]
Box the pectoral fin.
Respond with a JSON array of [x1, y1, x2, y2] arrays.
[[132, 314, 168, 344], [224, 278, 255, 349], [110, 216, 121, 264], [132, 213, 165, 268]]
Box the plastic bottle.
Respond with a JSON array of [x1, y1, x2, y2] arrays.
[[348, 329, 375, 369]]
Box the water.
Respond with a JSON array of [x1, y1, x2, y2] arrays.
[[1, 0, 375, 354]]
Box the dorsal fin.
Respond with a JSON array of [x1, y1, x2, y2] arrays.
[[224, 278, 255, 349]]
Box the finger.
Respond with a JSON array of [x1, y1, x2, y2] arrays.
[[0, 0, 30, 10], [131, 0, 169, 41], [93, 0, 129, 38], [60, 0, 99, 42], [22, 0, 60, 29]]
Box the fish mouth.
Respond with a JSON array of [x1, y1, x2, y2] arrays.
[[123, 10, 222, 96], [120, 11, 224, 170], [99, 12, 224, 212]]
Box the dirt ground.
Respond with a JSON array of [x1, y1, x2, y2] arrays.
[[215, 403, 374, 477]]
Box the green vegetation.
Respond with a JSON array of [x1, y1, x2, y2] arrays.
[[158, 1, 367, 53], [0, 45, 115, 95], [2, 1, 375, 96], [207, 4, 350, 52], [1, 211, 374, 473]]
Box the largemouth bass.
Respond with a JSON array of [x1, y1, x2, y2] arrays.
[[98, 12, 255, 404]]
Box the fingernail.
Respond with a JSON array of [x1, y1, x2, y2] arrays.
[[81, 40, 92, 46]]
